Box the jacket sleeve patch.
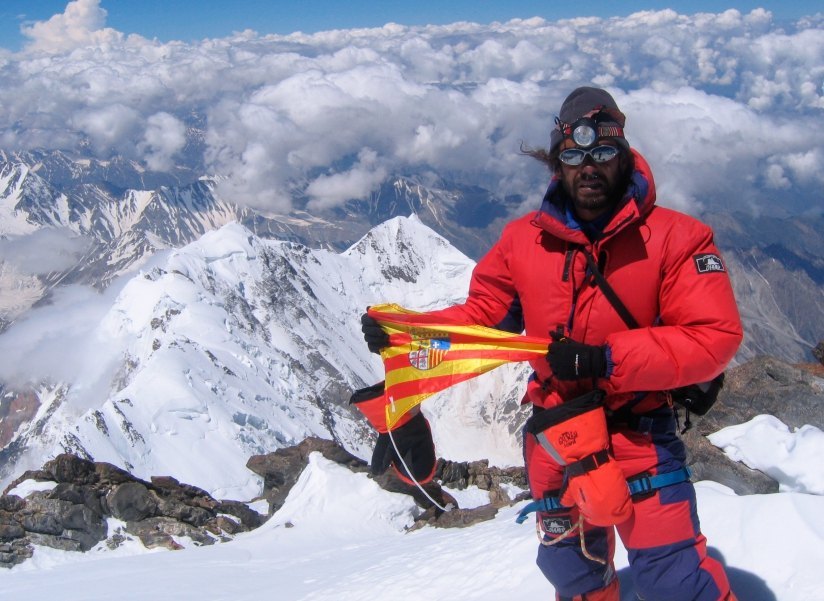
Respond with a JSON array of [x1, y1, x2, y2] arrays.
[[693, 253, 726, 274]]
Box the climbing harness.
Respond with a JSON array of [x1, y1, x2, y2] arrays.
[[516, 466, 693, 564], [516, 466, 693, 524]]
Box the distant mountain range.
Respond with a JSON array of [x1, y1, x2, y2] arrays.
[[2, 149, 820, 359], [0, 149, 822, 497]]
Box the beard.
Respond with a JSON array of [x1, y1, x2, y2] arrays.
[[562, 156, 633, 220]]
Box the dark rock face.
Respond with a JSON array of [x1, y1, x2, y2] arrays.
[[107, 482, 157, 522], [716, 356, 823, 431], [813, 341, 824, 365], [0, 454, 264, 568], [682, 356, 823, 495]]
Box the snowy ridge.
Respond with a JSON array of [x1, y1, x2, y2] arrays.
[[4, 449, 824, 600], [0, 162, 64, 237], [0, 158, 246, 323], [1, 216, 530, 498]]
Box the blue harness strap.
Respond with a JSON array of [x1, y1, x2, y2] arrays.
[[515, 467, 692, 524], [515, 496, 566, 524], [627, 467, 692, 496]]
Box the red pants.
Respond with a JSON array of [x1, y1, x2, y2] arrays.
[[524, 406, 734, 601]]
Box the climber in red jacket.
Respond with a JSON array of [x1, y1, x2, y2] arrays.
[[361, 86, 742, 600]]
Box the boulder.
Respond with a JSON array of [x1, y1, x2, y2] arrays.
[[0, 453, 265, 568], [247, 437, 368, 514], [106, 482, 157, 522]]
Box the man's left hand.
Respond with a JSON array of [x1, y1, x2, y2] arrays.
[[547, 333, 607, 381]]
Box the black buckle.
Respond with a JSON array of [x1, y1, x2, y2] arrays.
[[626, 471, 656, 500], [565, 449, 610, 478]]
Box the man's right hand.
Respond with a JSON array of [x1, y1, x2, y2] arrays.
[[361, 312, 389, 354]]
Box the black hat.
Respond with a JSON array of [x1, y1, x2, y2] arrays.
[[549, 86, 628, 152]]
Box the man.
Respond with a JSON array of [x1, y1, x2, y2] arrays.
[[360, 86, 742, 600]]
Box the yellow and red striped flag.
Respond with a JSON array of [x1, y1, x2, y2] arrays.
[[367, 303, 550, 429]]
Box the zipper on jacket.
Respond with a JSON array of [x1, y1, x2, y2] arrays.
[[562, 247, 575, 282], [566, 246, 585, 333]]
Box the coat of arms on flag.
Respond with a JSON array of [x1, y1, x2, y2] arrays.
[[408, 338, 450, 370], [365, 303, 551, 429]]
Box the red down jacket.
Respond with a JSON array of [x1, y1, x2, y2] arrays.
[[430, 149, 743, 413]]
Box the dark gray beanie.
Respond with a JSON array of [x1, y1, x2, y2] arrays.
[[549, 86, 628, 152]]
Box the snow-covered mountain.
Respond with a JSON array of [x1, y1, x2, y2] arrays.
[[0, 152, 514, 329], [2, 151, 821, 366], [704, 212, 824, 362], [0, 216, 527, 498]]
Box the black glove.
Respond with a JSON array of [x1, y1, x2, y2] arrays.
[[547, 332, 607, 381], [371, 412, 437, 484], [350, 381, 436, 484], [361, 312, 389, 354]]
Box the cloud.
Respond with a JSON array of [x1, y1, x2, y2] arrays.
[[71, 103, 142, 155], [21, 0, 123, 53], [138, 112, 187, 171], [306, 148, 388, 210], [0, 284, 117, 391], [2, 5, 823, 215], [0, 228, 91, 275]]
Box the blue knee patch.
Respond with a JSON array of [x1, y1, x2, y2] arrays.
[[630, 541, 722, 601], [536, 528, 612, 597]]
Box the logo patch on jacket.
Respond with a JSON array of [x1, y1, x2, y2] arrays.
[[541, 515, 573, 536], [557, 430, 578, 448], [694, 253, 726, 274]]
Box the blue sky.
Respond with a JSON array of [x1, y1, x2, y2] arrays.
[[0, 0, 820, 51]]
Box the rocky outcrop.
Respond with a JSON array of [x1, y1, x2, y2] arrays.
[[812, 341, 824, 365], [2, 355, 820, 567], [246, 437, 527, 531], [246, 436, 368, 514], [0, 454, 264, 568], [682, 356, 824, 494]]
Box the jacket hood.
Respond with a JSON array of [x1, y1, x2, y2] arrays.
[[533, 148, 657, 244]]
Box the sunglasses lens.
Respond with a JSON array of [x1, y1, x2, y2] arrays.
[[559, 146, 620, 165], [559, 149, 585, 165], [591, 146, 619, 162]]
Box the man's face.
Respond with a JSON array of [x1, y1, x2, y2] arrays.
[[556, 139, 629, 221]]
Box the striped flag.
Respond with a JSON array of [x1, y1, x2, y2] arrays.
[[367, 303, 550, 428]]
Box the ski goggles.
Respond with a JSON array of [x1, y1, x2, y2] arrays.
[[558, 145, 621, 166]]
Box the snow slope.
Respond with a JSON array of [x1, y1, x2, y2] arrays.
[[1, 216, 527, 497], [4, 418, 824, 600]]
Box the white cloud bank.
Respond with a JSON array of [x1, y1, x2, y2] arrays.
[[20, 0, 123, 53], [2, 0, 824, 214]]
